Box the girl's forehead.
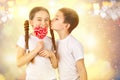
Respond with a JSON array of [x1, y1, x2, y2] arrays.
[[35, 11, 50, 18]]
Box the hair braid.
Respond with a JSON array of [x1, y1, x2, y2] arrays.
[[49, 22, 57, 55], [50, 28, 56, 51], [24, 20, 29, 50]]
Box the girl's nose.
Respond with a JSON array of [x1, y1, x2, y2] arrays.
[[41, 20, 46, 27], [42, 20, 45, 25]]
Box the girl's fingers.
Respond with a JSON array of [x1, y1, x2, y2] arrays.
[[39, 50, 50, 58], [39, 52, 48, 57]]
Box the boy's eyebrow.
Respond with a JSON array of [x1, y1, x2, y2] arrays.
[[55, 14, 59, 17]]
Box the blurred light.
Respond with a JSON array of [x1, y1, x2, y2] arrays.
[[18, 6, 28, 17], [16, 0, 28, 5], [87, 60, 114, 79], [75, 7, 84, 15], [85, 53, 96, 66], [1, 16, 7, 22], [0, 21, 2, 24], [8, 7, 14, 13], [93, 3, 100, 15], [7, 14, 13, 19], [94, 9, 100, 15], [49, 1, 56, 6], [85, 35, 97, 48], [0, 6, 5, 11], [110, 12, 118, 20], [100, 61, 113, 77], [102, 1, 112, 7], [7, 0, 14, 7], [75, 3, 90, 15], [50, 8, 57, 15], [4, 54, 16, 65], [93, 3, 100, 10], [100, 12, 106, 18], [110, 0, 116, 4], [0, 74, 5, 80]]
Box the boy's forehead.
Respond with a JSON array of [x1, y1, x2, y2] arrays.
[[55, 11, 64, 18]]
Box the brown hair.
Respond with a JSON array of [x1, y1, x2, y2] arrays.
[[49, 21, 56, 52], [24, 20, 29, 50], [24, 7, 56, 62], [59, 8, 79, 33]]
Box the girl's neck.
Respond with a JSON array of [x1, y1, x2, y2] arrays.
[[31, 32, 35, 36]]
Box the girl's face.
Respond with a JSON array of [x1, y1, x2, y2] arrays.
[[51, 11, 67, 31], [30, 11, 50, 28]]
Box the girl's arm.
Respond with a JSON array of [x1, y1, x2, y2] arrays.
[[39, 50, 58, 68], [16, 41, 43, 67]]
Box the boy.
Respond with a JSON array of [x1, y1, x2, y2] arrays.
[[51, 8, 87, 80]]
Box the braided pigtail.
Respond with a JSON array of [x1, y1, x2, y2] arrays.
[[49, 21, 57, 55], [24, 20, 35, 63], [24, 20, 29, 52]]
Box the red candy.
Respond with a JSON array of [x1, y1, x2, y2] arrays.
[[34, 27, 48, 39]]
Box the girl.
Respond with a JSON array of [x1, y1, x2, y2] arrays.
[[16, 6, 57, 80]]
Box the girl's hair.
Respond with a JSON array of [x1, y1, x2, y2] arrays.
[[49, 21, 56, 52], [59, 8, 79, 33], [24, 7, 56, 59], [24, 20, 29, 50]]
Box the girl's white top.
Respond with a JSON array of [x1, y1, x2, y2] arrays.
[[17, 35, 56, 80]]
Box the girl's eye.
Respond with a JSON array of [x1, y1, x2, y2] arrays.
[[38, 19, 42, 21], [45, 19, 49, 21]]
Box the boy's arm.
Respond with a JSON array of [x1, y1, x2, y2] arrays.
[[76, 59, 87, 80], [49, 51, 58, 69]]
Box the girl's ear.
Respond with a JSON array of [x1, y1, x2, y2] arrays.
[[29, 20, 33, 26]]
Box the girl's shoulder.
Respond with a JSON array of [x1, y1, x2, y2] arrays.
[[18, 34, 25, 40], [46, 36, 52, 39]]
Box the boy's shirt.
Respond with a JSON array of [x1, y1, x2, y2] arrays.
[[57, 34, 84, 80]]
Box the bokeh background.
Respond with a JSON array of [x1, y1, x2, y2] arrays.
[[0, 0, 120, 80]]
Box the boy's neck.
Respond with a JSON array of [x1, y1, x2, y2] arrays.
[[58, 31, 69, 40]]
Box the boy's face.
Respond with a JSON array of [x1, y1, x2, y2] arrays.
[[51, 11, 67, 31], [30, 11, 50, 29]]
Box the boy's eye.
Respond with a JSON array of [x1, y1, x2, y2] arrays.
[[55, 18, 58, 20]]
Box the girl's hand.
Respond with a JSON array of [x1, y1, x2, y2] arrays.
[[35, 41, 44, 52], [39, 50, 58, 68], [39, 50, 51, 58]]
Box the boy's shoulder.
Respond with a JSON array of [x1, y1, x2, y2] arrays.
[[68, 35, 83, 46]]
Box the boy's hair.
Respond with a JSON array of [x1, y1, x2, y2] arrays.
[[59, 8, 79, 33]]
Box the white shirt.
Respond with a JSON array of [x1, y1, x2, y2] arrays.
[[57, 35, 84, 80], [17, 35, 56, 80]]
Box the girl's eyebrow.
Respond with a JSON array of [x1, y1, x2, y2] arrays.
[[37, 17, 49, 19]]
